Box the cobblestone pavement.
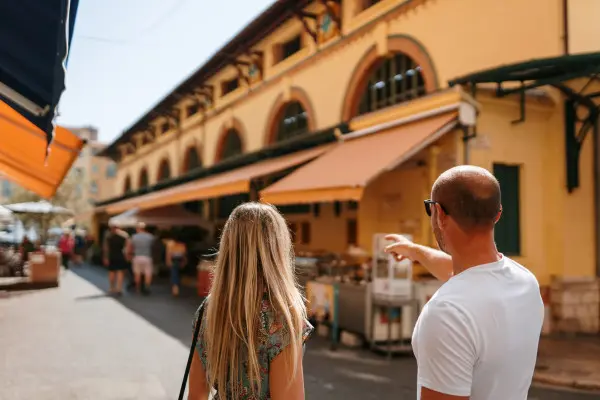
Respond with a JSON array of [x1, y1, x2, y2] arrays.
[[0, 265, 597, 400]]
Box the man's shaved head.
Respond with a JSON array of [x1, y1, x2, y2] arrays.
[[432, 166, 501, 231]]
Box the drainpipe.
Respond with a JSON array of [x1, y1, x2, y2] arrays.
[[594, 116, 600, 277], [563, 0, 569, 55]]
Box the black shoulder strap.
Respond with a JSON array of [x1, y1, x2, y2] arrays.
[[179, 301, 205, 400]]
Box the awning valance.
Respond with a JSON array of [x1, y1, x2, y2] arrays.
[[0, 0, 80, 149], [105, 145, 331, 214], [109, 206, 211, 229], [0, 101, 84, 198], [260, 112, 459, 205]]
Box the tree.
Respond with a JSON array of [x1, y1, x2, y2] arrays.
[[7, 170, 87, 240]]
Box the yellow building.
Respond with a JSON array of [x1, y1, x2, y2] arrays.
[[97, 0, 600, 334], [69, 127, 118, 227]]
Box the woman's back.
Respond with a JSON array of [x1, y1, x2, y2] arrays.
[[188, 202, 313, 400], [194, 294, 312, 399]]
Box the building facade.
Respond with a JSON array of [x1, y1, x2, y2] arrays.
[[96, 0, 600, 334], [70, 127, 118, 227]]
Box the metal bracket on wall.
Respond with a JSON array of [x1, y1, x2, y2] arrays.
[[295, 10, 319, 43], [195, 85, 214, 102], [164, 108, 181, 128], [247, 51, 264, 81], [192, 85, 214, 108], [140, 125, 156, 144], [564, 98, 600, 192], [229, 58, 252, 86]]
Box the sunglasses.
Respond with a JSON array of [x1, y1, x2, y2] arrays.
[[424, 199, 449, 217]]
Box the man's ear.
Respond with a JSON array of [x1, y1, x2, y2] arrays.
[[494, 207, 503, 224], [435, 203, 446, 227]]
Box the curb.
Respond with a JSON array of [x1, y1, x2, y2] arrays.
[[533, 373, 600, 392]]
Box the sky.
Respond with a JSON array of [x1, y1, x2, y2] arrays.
[[57, 0, 274, 143]]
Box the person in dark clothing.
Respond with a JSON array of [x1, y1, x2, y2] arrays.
[[73, 230, 86, 266], [165, 232, 187, 297], [102, 223, 129, 296], [19, 237, 35, 264]]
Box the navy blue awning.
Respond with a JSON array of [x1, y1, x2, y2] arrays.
[[0, 0, 80, 149]]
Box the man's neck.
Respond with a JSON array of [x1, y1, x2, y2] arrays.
[[451, 235, 501, 276]]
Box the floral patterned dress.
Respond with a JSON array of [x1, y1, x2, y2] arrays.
[[194, 296, 313, 399]]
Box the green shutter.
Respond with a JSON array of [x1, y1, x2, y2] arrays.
[[493, 164, 521, 255]]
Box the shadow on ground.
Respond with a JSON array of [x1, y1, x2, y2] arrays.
[[69, 264, 599, 400], [70, 265, 201, 346]]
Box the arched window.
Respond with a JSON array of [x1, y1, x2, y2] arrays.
[[157, 159, 171, 182], [358, 52, 426, 116], [219, 129, 243, 161], [138, 168, 149, 189], [274, 101, 309, 143], [183, 146, 202, 173], [123, 176, 132, 194]]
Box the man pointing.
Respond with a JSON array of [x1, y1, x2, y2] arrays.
[[386, 165, 544, 400]]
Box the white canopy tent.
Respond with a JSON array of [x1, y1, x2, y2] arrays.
[[4, 200, 73, 215], [0, 205, 12, 221]]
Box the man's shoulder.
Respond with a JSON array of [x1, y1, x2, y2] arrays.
[[504, 256, 539, 281], [417, 297, 478, 342]]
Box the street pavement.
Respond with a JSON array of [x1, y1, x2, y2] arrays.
[[0, 265, 597, 400]]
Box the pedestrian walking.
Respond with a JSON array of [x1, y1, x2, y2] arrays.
[[127, 222, 155, 295], [165, 232, 187, 297], [385, 165, 544, 400], [58, 230, 74, 269], [185, 203, 313, 400], [73, 229, 86, 266], [102, 223, 129, 296]]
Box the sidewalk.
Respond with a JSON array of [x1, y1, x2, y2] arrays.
[[535, 336, 600, 391]]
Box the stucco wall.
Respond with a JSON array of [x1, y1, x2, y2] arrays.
[[109, 0, 598, 282], [115, 0, 570, 197]]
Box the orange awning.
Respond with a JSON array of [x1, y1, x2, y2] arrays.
[[260, 112, 458, 205], [0, 101, 84, 199], [105, 145, 331, 214]]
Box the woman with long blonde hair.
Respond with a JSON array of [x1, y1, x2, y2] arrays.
[[188, 202, 313, 399]]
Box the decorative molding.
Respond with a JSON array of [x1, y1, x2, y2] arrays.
[[295, 10, 319, 43]]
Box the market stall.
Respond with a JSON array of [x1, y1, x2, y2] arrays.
[[302, 232, 443, 354]]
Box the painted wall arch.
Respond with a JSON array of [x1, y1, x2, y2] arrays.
[[138, 167, 149, 189], [123, 175, 132, 195], [182, 144, 202, 173], [341, 35, 438, 121], [157, 157, 172, 182], [264, 87, 317, 145], [215, 119, 246, 162]]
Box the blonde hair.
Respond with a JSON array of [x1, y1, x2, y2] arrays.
[[204, 202, 306, 397]]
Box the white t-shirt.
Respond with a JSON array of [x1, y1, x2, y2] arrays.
[[412, 256, 544, 400]]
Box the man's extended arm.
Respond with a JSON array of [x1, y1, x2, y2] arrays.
[[384, 234, 453, 282]]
